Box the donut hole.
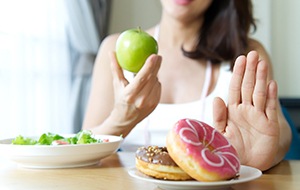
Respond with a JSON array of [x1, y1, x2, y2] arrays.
[[205, 144, 215, 152]]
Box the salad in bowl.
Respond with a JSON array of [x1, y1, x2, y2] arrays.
[[0, 130, 123, 168]]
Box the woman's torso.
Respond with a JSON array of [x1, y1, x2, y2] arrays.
[[121, 60, 232, 151]]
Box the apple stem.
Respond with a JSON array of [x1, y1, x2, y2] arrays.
[[138, 26, 141, 33]]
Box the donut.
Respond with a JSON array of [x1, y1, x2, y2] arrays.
[[166, 118, 240, 182], [135, 146, 193, 180]]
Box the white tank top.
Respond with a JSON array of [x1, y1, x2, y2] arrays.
[[121, 26, 232, 151]]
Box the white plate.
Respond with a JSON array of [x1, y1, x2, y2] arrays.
[[0, 135, 123, 169], [128, 165, 262, 190]]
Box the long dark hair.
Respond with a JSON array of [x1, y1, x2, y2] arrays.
[[182, 0, 256, 70]]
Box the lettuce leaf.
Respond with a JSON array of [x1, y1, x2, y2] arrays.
[[11, 135, 37, 145], [11, 130, 103, 145]]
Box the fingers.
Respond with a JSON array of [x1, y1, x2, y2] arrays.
[[135, 54, 162, 81], [228, 55, 246, 105], [130, 54, 162, 107], [229, 51, 269, 111], [265, 80, 278, 122], [213, 97, 227, 133], [241, 51, 259, 104], [229, 50, 277, 121], [127, 54, 162, 93], [253, 59, 268, 112], [141, 78, 161, 111]]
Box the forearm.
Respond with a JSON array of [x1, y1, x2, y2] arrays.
[[84, 103, 144, 138]]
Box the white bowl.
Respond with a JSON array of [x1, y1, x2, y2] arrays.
[[0, 135, 123, 168]]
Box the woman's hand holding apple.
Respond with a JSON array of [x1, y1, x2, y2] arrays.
[[108, 52, 162, 137]]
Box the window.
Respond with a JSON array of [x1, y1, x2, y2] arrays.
[[0, 0, 72, 138]]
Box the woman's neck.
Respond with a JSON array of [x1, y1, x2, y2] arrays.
[[158, 13, 203, 50]]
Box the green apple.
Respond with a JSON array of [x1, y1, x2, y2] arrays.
[[116, 27, 158, 73]]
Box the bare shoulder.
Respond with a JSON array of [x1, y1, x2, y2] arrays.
[[93, 33, 121, 71], [248, 38, 274, 78], [98, 33, 120, 55], [247, 38, 271, 63]]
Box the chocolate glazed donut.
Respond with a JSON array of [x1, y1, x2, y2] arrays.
[[135, 146, 193, 180]]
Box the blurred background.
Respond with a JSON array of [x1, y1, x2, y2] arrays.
[[0, 0, 299, 139]]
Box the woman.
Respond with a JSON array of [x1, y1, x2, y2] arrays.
[[83, 0, 291, 171]]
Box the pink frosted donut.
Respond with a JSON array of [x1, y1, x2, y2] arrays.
[[166, 118, 240, 181]]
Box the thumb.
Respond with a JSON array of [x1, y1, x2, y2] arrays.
[[109, 51, 129, 86], [213, 97, 227, 133]]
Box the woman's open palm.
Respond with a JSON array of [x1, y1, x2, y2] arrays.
[[213, 51, 280, 170]]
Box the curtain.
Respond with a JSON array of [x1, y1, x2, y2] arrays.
[[64, 0, 111, 133], [0, 0, 71, 138]]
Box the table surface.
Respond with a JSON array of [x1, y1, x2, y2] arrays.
[[0, 152, 299, 190]]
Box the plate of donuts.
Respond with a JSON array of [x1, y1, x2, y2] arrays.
[[128, 165, 262, 190]]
